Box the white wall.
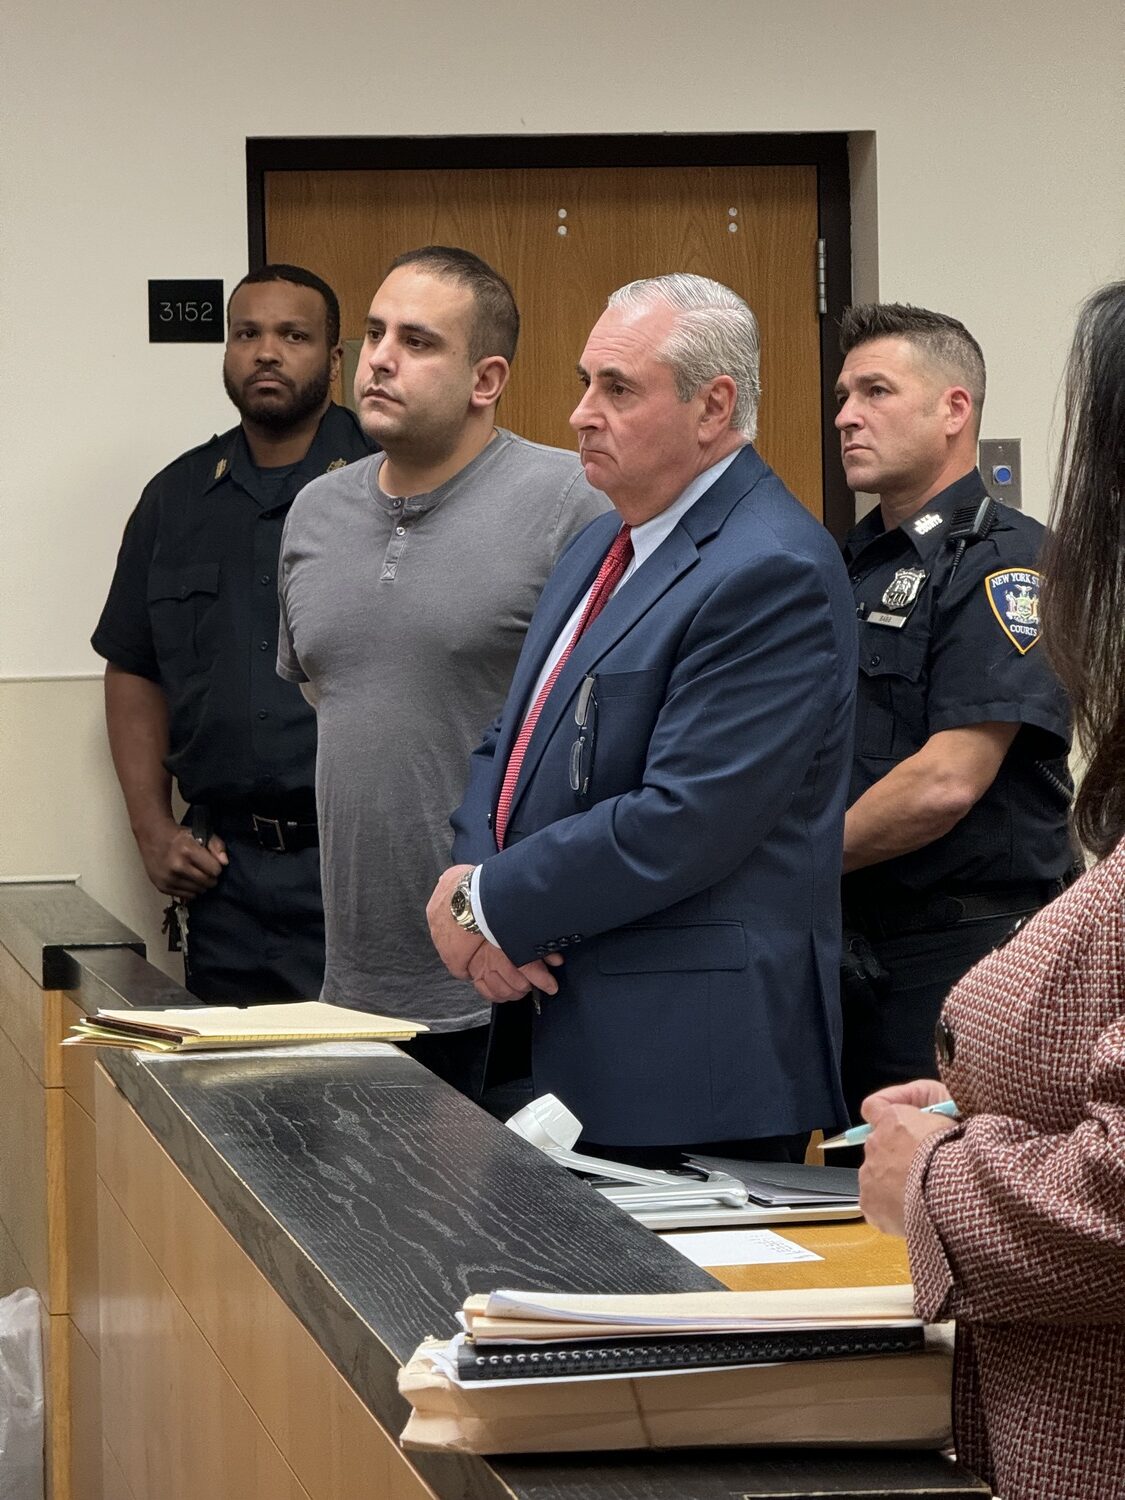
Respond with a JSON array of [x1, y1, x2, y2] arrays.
[[2, 0, 1122, 946]]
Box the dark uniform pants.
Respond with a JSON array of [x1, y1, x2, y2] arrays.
[[183, 833, 325, 1003], [840, 906, 1038, 1124]]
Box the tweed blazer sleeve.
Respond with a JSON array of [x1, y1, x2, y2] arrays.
[[903, 844, 1125, 1326]]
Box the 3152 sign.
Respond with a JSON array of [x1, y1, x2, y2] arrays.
[[148, 280, 224, 343]]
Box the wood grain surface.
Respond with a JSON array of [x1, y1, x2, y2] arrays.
[[0, 885, 989, 1500], [0, 881, 142, 989], [97, 1067, 439, 1500], [93, 1035, 985, 1499], [706, 1221, 912, 1292]]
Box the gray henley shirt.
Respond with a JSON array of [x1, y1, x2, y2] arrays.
[[278, 428, 610, 1028]]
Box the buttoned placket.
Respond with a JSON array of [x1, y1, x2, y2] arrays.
[[380, 494, 431, 582], [249, 505, 288, 783]]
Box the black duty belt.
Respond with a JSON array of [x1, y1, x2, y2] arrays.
[[846, 881, 1062, 941], [199, 804, 319, 853]]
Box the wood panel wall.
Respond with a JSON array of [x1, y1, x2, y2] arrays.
[[0, 945, 102, 1500], [95, 1067, 440, 1500]]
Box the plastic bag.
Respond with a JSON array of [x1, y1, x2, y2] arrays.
[[0, 1288, 45, 1500]]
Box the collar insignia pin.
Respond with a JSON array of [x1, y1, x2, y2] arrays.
[[914, 513, 942, 535], [213, 458, 228, 480], [326, 457, 348, 472]]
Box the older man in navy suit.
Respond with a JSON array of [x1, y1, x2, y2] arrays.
[[427, 274, 857, 1163]]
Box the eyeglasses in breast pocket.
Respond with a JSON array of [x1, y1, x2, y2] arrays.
[[569, 674, 598, 798]]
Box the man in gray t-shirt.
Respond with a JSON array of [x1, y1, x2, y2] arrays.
[[278, 247, 607, 1096]]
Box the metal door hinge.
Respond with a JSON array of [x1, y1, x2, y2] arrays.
[[816, 238, 828, 316]]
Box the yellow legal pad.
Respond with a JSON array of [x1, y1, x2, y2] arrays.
[[62, 1000, 428, 1053]]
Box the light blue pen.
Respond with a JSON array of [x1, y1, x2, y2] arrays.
[[820, 1098, 960, 1150]]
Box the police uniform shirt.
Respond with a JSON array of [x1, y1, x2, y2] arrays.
[[92, 404, 373, 807], [843, 468, 1071, 907]]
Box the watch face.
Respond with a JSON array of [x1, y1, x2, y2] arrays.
[[451, 882, 474, 926]]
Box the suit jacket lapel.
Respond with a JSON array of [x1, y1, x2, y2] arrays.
[[511, 530, 697, 797], [497, 446, 768, 826], [488, 515, 618, 802]]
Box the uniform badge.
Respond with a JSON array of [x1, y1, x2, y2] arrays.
[[326, 457, 348, 471], [985, 568, 1041, 653], [213, 458, 229, 480], [914, 513, 942, 535], [881, 568, 927, 610]]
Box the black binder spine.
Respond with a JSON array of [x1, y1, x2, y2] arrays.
[[457, 1324, 924, 1382]]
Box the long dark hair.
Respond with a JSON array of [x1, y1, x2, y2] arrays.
[[1041, 281, 1125, 857]]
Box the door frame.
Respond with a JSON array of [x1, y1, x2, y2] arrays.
[[246, 133, 853, 539]]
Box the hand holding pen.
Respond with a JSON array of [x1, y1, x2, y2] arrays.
[[822, 1097, 960, 1149], [844, 1083, 962, 1237]]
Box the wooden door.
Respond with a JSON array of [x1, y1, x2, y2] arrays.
[[266, 164, 823, 515]]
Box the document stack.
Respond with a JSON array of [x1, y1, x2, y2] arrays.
[[398, 1285, 953, 1454], [63, 1000, 427, 1053]]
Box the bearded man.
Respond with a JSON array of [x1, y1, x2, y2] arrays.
[[93, 265, 374, 1001]]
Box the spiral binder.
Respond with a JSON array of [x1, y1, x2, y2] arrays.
[[456, 1322, 924, 1382]]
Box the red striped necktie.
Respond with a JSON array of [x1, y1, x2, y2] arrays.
[[495, 524, 634, 849]]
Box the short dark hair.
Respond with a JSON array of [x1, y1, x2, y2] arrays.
[[228, 264, 341, 348], [1041, 280, 1125, 857], [839, 302, 986, 425], [388, 246, 519, 365]]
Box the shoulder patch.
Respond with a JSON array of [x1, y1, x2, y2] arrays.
[[985, 568, 1041, 653]]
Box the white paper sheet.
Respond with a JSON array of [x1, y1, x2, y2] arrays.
[[660, 1229, 824, 1268]]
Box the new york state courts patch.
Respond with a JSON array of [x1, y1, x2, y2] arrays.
[[985, 568, 1041, 653]]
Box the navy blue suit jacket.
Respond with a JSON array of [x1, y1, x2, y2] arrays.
[[451, 445, 857, 1145]]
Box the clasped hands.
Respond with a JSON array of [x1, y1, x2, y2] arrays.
[[426, 864, 562, 1004], [857, 1078, 960, 1237]]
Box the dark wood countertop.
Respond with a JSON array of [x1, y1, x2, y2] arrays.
[[0, 879, 143, 987], [2, 885, 987, 1498], [62, 953, 985, 1500]]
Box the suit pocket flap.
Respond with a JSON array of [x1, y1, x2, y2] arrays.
[[597, 922, 746, 975], [593, 668, 663, 699], [147, 563, 221, 604]]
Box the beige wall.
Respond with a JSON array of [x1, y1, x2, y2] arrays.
[[0, 679, 181, 974], [2, 0, 1122, 918]]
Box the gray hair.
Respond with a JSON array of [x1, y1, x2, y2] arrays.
[[607, 274, 761, 439]]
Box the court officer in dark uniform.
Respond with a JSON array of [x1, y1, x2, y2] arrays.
[[834, 303, 1072, 1121], [92, 264, 374, 1002]]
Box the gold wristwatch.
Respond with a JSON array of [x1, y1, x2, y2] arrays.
[[450, 870, 482, 935]]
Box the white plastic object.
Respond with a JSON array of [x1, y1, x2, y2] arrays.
[[0, 1287, 45, 1500]]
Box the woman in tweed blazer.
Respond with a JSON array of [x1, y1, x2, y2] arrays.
[[859, 280, 1125, 1500]]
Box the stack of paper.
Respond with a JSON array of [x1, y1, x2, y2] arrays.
[[398, 1286, 953, 1454], [460, 1284, 918, 1339], [63, 1001, 427, 1053]]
